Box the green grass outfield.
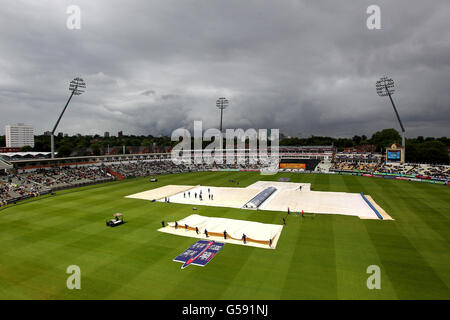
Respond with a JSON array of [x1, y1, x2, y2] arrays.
[[0, 171, 449, 299]]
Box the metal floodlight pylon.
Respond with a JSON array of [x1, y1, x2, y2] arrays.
[[69, 77, 86, 95], [376, 76, 405, 149], [216, 97, 229, 132], [50, 77, 86, 158], [376, 76, 395, 97]]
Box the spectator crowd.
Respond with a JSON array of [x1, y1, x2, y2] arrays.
[[1, 158, 448, 207], [331, 161, 449, 180]]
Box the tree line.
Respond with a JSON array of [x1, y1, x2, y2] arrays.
[[281, 128, 449, 164], [0, 128, 448, 164]]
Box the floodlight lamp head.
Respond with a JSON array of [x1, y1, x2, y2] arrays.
[[69, 77, 86, 95], [216, 97, 229, 110], [376, 76, 395, 97]]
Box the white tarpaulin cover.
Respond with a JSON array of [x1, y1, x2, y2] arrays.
[[159, 214, 284, 249], [128, 181, 390, 220], [264, 190, 379, 218]]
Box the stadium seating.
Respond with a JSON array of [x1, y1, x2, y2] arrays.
[[0, 166, 113, 203], [330, 161, 449, 180], [1, 155, 448, 205]]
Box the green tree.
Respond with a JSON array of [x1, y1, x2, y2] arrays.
[[20, 145, 33, 152], [405, 141, 419, 163], [92, 144, 101, 156], [417, 141, 449, 164], [57, 143, 73, 157], [352, 135, 362, 145], [370, 128, 402, 151]]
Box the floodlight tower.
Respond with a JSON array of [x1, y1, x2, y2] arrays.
[[216, 97, 229, 132], [376, 76, 405, 148], [50, 77, 86, 158]]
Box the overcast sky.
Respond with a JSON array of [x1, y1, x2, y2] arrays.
[[0, 0, 449, 138]]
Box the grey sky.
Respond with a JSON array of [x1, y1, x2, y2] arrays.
[[0, 0, 449, 138]]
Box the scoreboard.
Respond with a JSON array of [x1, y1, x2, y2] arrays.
[[386, 144, 404, 163], [387, 150, 401, 161]]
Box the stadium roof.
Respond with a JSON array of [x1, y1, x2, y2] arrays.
[[0, 152, 53, 159]]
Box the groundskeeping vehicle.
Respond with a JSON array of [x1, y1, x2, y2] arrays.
[[106, 213, 124, 227]]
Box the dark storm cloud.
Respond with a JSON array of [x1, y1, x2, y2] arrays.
[[0, 0, 449, 138], [141, 90, 156, 96]]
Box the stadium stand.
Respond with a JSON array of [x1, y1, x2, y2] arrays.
[[0, 174, 49, 204], [314, 160, 333, 173], [1, 146, 448, 205], [331, 161, 449, 180], [334, 152, 382, 163], [0, 159, 266, 204], [0, 166, 114, 203]]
